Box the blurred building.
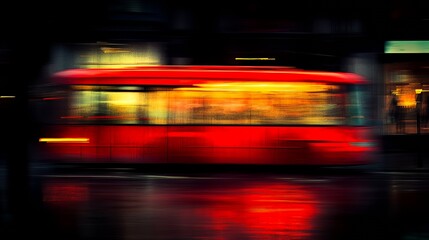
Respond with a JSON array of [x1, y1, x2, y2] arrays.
[[2, 0, 429, 136]]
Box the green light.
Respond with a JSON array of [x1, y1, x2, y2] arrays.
[[385, 41, 429, 54]]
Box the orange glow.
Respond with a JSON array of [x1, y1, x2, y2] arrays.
[[100, 47, 131, 53], [189, 81, 335, 92], [396, 85, 418, 107]]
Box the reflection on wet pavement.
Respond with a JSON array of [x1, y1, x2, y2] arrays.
[[2, 168, 429, 240]]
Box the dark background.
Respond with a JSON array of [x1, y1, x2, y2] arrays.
[[1, 1, 429, 238], [0, 0, 427, 180]]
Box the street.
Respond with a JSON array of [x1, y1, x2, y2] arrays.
[[2, 163, 429, 240]]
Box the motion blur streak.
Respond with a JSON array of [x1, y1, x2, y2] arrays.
[[41, 178, 320, 239], [39, 138, 90, 143], [196, 183, 318, 238], [34, 66, 376, 165]]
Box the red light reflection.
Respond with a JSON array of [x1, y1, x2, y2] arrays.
[[41, 180, 321, 239], [192, 183, 318, 238], [43, 183, 89, 205], [141, 182, 320, 239]]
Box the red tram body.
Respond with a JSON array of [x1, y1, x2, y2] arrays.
[[34, 65, 377, 165]]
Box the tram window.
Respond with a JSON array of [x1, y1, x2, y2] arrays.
[[42, 82, 365, 126]]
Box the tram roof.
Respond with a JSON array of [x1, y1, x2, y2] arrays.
[[51, 65, 369, 85]]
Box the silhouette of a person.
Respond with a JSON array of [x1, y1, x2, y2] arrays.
[[390, 94, 405, 133], [389, 94, 398, 124]]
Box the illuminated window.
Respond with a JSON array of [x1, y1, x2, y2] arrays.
[[168, 82, 347, 125], [53, 82, 366, 126], [68, 86, 148, 124]]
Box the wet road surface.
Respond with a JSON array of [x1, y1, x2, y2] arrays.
[[2, 165, 429, 240]]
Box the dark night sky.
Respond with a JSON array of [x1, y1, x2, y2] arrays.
[[0, 0, 428, 78]]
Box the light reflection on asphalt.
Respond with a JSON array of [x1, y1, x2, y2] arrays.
[[30, 169, 429, 240]]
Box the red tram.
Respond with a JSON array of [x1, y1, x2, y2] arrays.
[[34, 65, 377, 165]]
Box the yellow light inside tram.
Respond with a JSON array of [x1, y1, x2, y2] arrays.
[[182, 82, 334, 93]]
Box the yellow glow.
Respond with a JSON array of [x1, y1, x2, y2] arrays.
[[0, 96, 15, 98], [165, 81, 344, 125], [72, 85, 95, 90], [108, 92, 139, 105], [183, 82, 334, 93], [61, 82, 348, 125], [81, 44, 162, 68], [416, 89, 422, 94], [235, 57, 276, 60], [39, 138, 89, 143]]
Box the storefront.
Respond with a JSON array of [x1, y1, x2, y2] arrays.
[[383, 41, 429, 135]]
